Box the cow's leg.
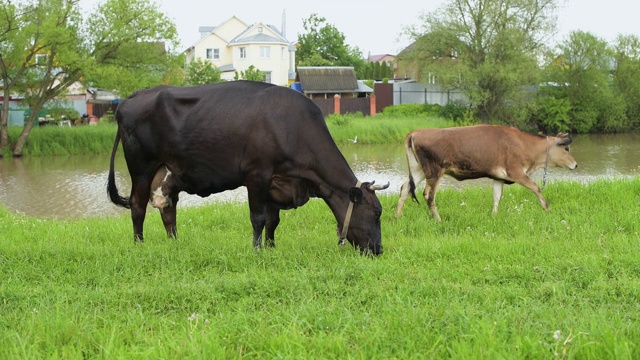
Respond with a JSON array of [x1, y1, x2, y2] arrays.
[[264, 204, 280, 247], [159, 192, 179, 238], [425, 177, 442, 221], [246, 177, 270, 249], [130, 179, 152, 243], [396, 180, 411, 217], [513, 174, 550, 210], [396, 168, 424, 217], [492, 180, 504, 214]]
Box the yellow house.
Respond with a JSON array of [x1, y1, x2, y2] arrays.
[[183, 15, 296, 85]]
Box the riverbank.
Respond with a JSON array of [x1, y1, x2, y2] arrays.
[[4, 115, 454, 157], [5, 123, 118, 157], [1, 178, 638, 358]]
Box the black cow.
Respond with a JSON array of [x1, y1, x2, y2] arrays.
[[107, 81, 388, 254]]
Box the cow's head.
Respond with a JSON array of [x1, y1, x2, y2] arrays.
[[548, 133, 578, 170], [343, 181, 389, 256]]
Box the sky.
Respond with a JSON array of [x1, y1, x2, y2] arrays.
[[82, 0, 640, 56]]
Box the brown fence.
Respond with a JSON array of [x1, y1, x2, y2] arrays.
[[311, 97, 371, 117], [374, 83, 393, 113], [88, 101, 119, 118]]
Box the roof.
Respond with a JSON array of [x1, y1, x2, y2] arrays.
[[231, 32, 284, 44], [297, 66, 364, 94], [368, 54, 395, 62], [217, 64, 235, 72]]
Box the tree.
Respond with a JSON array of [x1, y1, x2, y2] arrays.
[[296, 14, 365, 75], [83, 0, 180, 97], [405, 0, 560, 124], [1, 0, 88, 156], [183, 58, 222, 85], [0, 0, 179, 157], [612, 34, 640, 129], [0, 1, 27, 152], [544, 31, 622, 133], [234, 65, 265, 81]]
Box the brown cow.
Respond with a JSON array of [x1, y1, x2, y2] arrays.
[[396, 124, 578, 220]]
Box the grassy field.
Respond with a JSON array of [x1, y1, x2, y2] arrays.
[[1, 178, 639, 359]]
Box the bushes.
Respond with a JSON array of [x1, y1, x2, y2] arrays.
[[326, 112, 363, 126], [381, 104, 427, 117], [381, 103, 442, 117], [381, 101, 477, 125]]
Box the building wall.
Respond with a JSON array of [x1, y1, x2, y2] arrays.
[[227, 42, 290, 85]]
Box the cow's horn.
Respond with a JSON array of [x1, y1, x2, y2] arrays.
[[369, 181, 390, 191]]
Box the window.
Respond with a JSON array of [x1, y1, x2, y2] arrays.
[[281, 47, 286, 60], [239, 47, 246, 59], [263, 71, 272, 83], [206, 48, 220, 60], [260, 46, 270, 59]]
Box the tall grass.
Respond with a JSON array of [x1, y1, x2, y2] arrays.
[[1, 178, 639, 358], [4, 115, 451, 157], [326, 114, 454, 145], [6, 123, 117, 157]]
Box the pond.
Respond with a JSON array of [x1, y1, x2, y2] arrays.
[[1, 133, 639, 219]]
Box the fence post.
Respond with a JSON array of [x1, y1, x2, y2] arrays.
[[369, 94, 376, 116], [333, 94, 341, 115]]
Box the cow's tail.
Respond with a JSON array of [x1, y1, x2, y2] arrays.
[[107, 132, 131, 209], [406, 135, 420, 204]]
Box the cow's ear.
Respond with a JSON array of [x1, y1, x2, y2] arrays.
[[556, 137, 572, 146], [349, 187, 364, 203]]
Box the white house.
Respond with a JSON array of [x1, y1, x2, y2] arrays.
[[184, 15, 296, 85]]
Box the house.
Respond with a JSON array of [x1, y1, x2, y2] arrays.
[[367, 53, 398, 78], [183, 15, 296, 85]]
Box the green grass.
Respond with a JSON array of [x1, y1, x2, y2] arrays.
[[326, 114, 454, 145], [6, 123, 117, 157], [1, 178, 639, 359], [5, 115, 451, 157]]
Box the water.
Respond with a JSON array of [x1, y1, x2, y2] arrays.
[[1, 133, 638, 219]]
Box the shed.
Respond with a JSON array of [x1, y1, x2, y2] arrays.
[[296, 66, 372, 99]]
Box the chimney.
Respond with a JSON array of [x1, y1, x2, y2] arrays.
[[281, 9, 286, 39]]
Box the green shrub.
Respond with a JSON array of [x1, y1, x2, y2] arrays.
[[439, 100, 469, 123], [381, 104, 427, 117], [421, 103, 443, 116], [101, 108, 116, 123], [533, 96, 572, 134], [327, 112, 364, 126]]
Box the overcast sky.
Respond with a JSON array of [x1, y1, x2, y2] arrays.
[[83, 0, 640, 55]]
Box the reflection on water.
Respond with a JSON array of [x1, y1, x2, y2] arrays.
[[1, 133, 638, 219], [0, 154, 246, 219]]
